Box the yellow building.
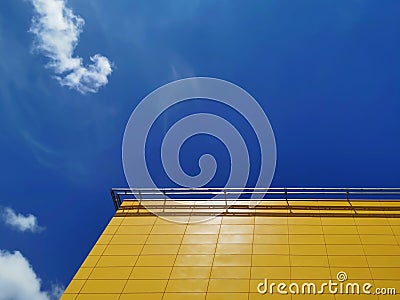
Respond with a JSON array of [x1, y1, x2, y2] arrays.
[[61, 188, 400, 299]]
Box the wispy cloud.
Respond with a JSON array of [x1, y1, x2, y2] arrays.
[[29, 0, 113, 94], [0, 249, 63, 300], [1, 207, 44, 233]]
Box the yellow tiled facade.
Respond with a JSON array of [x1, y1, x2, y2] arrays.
[[62, 199, 400, 300]]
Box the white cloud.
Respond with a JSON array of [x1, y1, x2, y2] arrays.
[[49, 283, 65, 300], [2, 207, 44, 233], [29, 0, 113, 94], [0, 250, 63, 300]]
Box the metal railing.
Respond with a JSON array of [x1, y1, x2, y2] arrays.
[[110, 187, 400, 218]]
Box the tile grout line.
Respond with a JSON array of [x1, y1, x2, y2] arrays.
[[75, 211, 127, 297], [248, 214, 255, 300], [319, 207, 335, 300], [353, 216, 378, 299], [161, 217, 189, 300], [204, 215, 223, 299], [117, 211, 157, 299]]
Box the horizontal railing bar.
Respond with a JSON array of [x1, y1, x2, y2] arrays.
[[111, 187, 400, 211], [112, 187, 400, 191], [117, 198, 400, 202]]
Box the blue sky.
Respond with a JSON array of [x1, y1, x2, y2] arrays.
[[1, 0, 400, 297]]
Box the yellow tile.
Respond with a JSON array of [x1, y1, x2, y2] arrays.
[[294, 294, 336, 300], [110, 234, 147, 245], [207, 279, 249, 292], [146, 234, 183, 244], [174, 254, 214, 266], [289, 244, 326, 255], [121, 216, 156, 225], [253, 235, 288, 245], [103, 244, 142, 256], [360, 235, 398, 245], [163, 293, 205, 300], [357, 226, 394, 235], [326, 245, 364, 255], [123, 279, 167, 293], [252, 255, 290, 267], [255, 217, 287, 225], [321, 217, 355, 225], [216, 244, 252, 254], [330, 267, 372, 280], [249, 293, 291, 300], [81, 256, 100, 268], [179, 244, 216, 254], [136, 255, 176, 266], [211, 266, 250, 278], [207, 293, 248, 300], [88, 245, 106, 256], [108, 217, 123, 226], [323, 225, 359, 235], [102, 226, 118, 235], [96, 255, 137, 267], [220, 225, 254, 234], [130, 266, 172, 279], [254, 225, 288, 234], [335, 295, 379, 300], [328, 255, 368, 267], [190, 216, 222, 224], [219, 234, 254, 244], [289, 225, 323, 234], [222, 216, 255, 224], [290, 255, 329, 267], [364, 245, 400, 255], [182, 234, 218, 244], [290, 267, 331, 279], [80, 279, 126, 293], [288, 217, 321, 225], [96, 235, 112, 244], [370, 267, 400, 279], [89, 266, 132, 279], [214, 254, 251, 266], [388, 219, 400, 225], [253, 244, 289, 255], [373, 279, 400, 290], [141, 244, 180, 255], [73, 267, 92, 280], [166, 279, 208, 292], [116, 225, 152, 234], [355, 218, 389, 226], [154, 217, 185, 225], [324, 235, 361, 245], [391, 226, 400, 235], [185, 225, 220, 234], [64, 280, 85, 294], [367, 256, 400, 267], [289, 235, 324, 244], [170, 266, 211, 279], [151, 225, 186, 234], [76, 294, 120, 300], [119, 294, 162, 300], [251, 266, 290, 279]]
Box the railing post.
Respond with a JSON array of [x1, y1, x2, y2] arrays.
[[163, 190, 167, 213], [224, 190, 228, 213], [285, 187, 291, 213], [138, 190, 142, 213], [110, 189, 118, 211]]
